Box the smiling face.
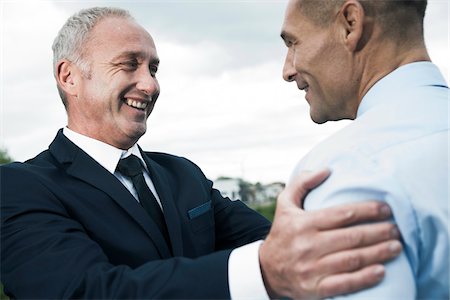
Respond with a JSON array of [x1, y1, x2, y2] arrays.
[[66, 17, 160, 149], [281, 0, 360, 124]]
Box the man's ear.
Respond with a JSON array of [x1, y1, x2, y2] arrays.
[[337, 0, 366, 52], [55, 60, 79, 97]]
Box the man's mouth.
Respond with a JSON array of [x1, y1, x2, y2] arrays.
[[299, 84, 309, 93], [124, 98, 149, 110]]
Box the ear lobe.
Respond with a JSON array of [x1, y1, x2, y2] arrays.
[[338, 0, 365, 52], [55, 60, 78, 97]]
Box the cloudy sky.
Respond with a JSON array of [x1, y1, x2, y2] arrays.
[[1, 0, 448, 183]]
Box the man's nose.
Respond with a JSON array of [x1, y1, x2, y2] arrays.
[[136, 68, 159, 96], [282, 51, 296, 82]]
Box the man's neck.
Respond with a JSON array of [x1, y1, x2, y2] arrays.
[[356, 39, 430, 106]]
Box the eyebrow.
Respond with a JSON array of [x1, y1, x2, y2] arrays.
[[112, 51, 160, 65]]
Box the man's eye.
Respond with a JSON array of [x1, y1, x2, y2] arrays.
[[149, 65, 158, 76], [124, 59, 139, 69]]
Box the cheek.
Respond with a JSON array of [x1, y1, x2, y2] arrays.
[[152, 78, 161, 94], [317, 45, 348, 83], [293, 43, 327, 73]]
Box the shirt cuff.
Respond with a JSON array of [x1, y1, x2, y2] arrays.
[[228, 240, 270, 300]]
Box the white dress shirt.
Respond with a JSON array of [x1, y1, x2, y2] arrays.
[[62, 127, 269, 299], [290, 62, 449, 299], [63, 127, 162, 208]]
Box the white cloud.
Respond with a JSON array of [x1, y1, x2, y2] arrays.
[[1, 0, 448, 184], [1, 1, 69, 159], [142, 59, 349, 182], [2, 1, 67, 83], [156, 39, 234, 77]]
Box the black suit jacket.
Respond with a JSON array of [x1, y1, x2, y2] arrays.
[[1, 130, 271, 299]]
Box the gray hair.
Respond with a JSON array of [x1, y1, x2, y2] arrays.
[[52, 7, 133, 106]]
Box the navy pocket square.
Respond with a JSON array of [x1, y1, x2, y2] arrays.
[[188, 201, 212, 219]]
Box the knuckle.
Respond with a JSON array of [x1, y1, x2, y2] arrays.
[[359, 267, 383, 288], [369, 202, 382, 217], [346, 230, 363, 247], [383, 223, 396, 239], [346, 279, 360, 294], [390, 224, 400, 238], [375, 242, 394, 260], [345, 253, 362, 270], [319, 279, 349, 298], [298, 263, 314, 280], [295, 240, 314, 258], [317, 282, 332, 298], [296, 265, 314, 288], [313, 209, 326, 221]]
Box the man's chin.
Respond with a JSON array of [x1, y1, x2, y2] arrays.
[[309, 111, 328, 124], [117, 126, 147, 149], [130, 127, 146, 141]]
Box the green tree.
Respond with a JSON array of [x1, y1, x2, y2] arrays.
[[253, 201, 276, 222], [238, 179, 253, 203], [0, 147, 13, 164], [1, 284, 8, 300]]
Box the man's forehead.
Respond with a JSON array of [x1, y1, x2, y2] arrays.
[[91, 16, 153, 41], [281, 5, 303, 41], [286, 0, 301, 14], [281, 0, 304, 30], [87, 17, 157, 53], [112, 50, 160, 64]]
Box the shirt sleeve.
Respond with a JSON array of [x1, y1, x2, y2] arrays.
[[295, 151, 417, 299], [228, 240, 270, 300]]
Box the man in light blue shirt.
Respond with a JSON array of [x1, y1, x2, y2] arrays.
[[274, 0, 449, 299]]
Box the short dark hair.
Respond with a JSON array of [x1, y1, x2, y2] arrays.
[[298, 0, 427, 38]]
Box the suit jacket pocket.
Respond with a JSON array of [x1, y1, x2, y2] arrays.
[[188, 201, 214, 233]]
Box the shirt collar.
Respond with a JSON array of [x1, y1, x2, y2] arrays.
[[357, 62, 448, 118], [63, 127, 147, 174]]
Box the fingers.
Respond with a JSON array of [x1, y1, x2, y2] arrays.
[[317, 239, 402, 277], [316, 221, 400, 256], [281, 168, 331, 208], [307, 201, 392, 230], [317, 265, 386, 299]]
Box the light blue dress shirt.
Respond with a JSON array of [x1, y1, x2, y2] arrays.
[[291, 62, 449, 299]]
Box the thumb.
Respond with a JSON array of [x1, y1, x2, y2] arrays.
[[282, 168, 331, 208]]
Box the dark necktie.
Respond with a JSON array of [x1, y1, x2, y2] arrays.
[[116, 155, 171, 247]]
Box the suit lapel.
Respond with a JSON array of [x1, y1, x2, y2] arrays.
[[140, 149, 183, 257], [48, 130, 172, 258]]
